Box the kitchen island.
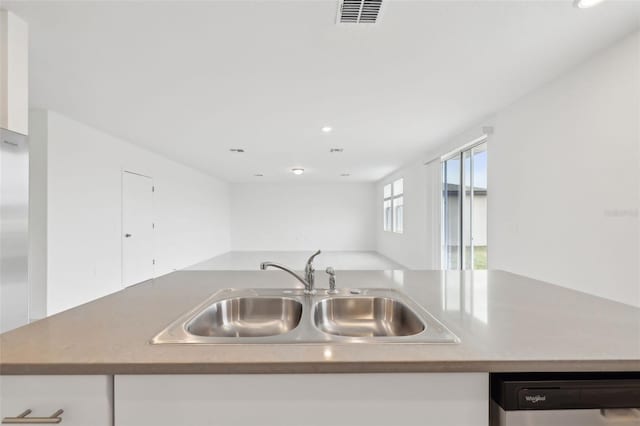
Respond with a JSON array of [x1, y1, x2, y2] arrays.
[[1, 270, 638, 425], [1, 270, 638, 374]]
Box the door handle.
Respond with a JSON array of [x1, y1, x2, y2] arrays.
[[125, 233, 132, 238], [600, 408, 640, 420], [2, 409, 64, 424]]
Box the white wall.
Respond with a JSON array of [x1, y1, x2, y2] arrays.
[[31, 110, 231, 315], [488, 32, 640, 307], [375, 161, 438, 269], [230, 183, 376, 251], [378, 31, 640, 307]]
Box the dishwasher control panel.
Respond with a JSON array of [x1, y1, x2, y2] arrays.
[[491, 373, 640, 426], [492, 372, 640, 411]]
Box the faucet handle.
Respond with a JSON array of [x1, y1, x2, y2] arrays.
[[325, 267, 337, 294], [306, 250, 321, 268]]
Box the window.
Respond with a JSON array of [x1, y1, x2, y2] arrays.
[[442, 142, 487, 270], [383, 178, 404, 233]]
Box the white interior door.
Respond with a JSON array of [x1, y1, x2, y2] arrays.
[[122, 171, 154, 287]]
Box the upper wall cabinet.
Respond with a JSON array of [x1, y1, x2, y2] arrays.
[[0, 9, 28, 135]]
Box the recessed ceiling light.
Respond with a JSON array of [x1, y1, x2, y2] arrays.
[[574, 0, 606, 8], [330, 148, 344, 153], [291, 168, 305, 175], [321, 126, 333, 133], [340, 173, 351, 177], [229, 148, 245, 153]]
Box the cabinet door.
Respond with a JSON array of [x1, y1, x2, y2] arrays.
[[115, 373, 488, 426], [0, 375, 112, 426]]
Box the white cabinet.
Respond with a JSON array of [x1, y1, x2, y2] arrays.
[[115, 373, 488, 426], [0, 375, 113, 426], [0, 9, 28, 135], [0, 372, 489, 425]]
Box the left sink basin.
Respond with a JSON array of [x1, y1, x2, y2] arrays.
[[186, 297, 303, 338]]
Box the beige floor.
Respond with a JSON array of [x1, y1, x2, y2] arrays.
[[185, 250, 405, 271]]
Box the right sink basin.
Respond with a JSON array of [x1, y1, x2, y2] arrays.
[[313, 297, 425, 337]]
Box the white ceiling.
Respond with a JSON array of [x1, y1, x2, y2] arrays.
[[5, 0, 640, 182]]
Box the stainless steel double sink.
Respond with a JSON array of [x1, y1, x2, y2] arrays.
[[151, 288, 459, 344]]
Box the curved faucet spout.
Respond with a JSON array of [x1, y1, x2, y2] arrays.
[[260, 250, 322, 294], [260, 262, 313, 293]]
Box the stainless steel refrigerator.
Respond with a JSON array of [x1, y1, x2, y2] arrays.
[[0, 127, 29, 333]]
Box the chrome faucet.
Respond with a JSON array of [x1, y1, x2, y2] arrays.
[[260, 250, 321, 294]]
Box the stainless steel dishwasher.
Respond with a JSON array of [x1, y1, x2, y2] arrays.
[[490, 373, 640, 426]]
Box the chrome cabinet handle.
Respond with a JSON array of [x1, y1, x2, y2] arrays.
[[124, 233, 132, 238], [2, 409, 64, 424]]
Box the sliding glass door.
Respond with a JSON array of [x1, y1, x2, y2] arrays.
[[442, 142, 487, 270]]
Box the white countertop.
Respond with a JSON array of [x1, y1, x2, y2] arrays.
[[0, 270, 638, 374]]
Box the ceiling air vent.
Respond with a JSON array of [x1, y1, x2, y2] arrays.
[[338, 0, 383, 24]]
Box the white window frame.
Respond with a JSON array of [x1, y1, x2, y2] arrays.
[[383, 178, 404, 234]]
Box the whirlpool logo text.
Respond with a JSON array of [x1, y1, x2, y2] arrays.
[[525, 395, 547, 404]]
